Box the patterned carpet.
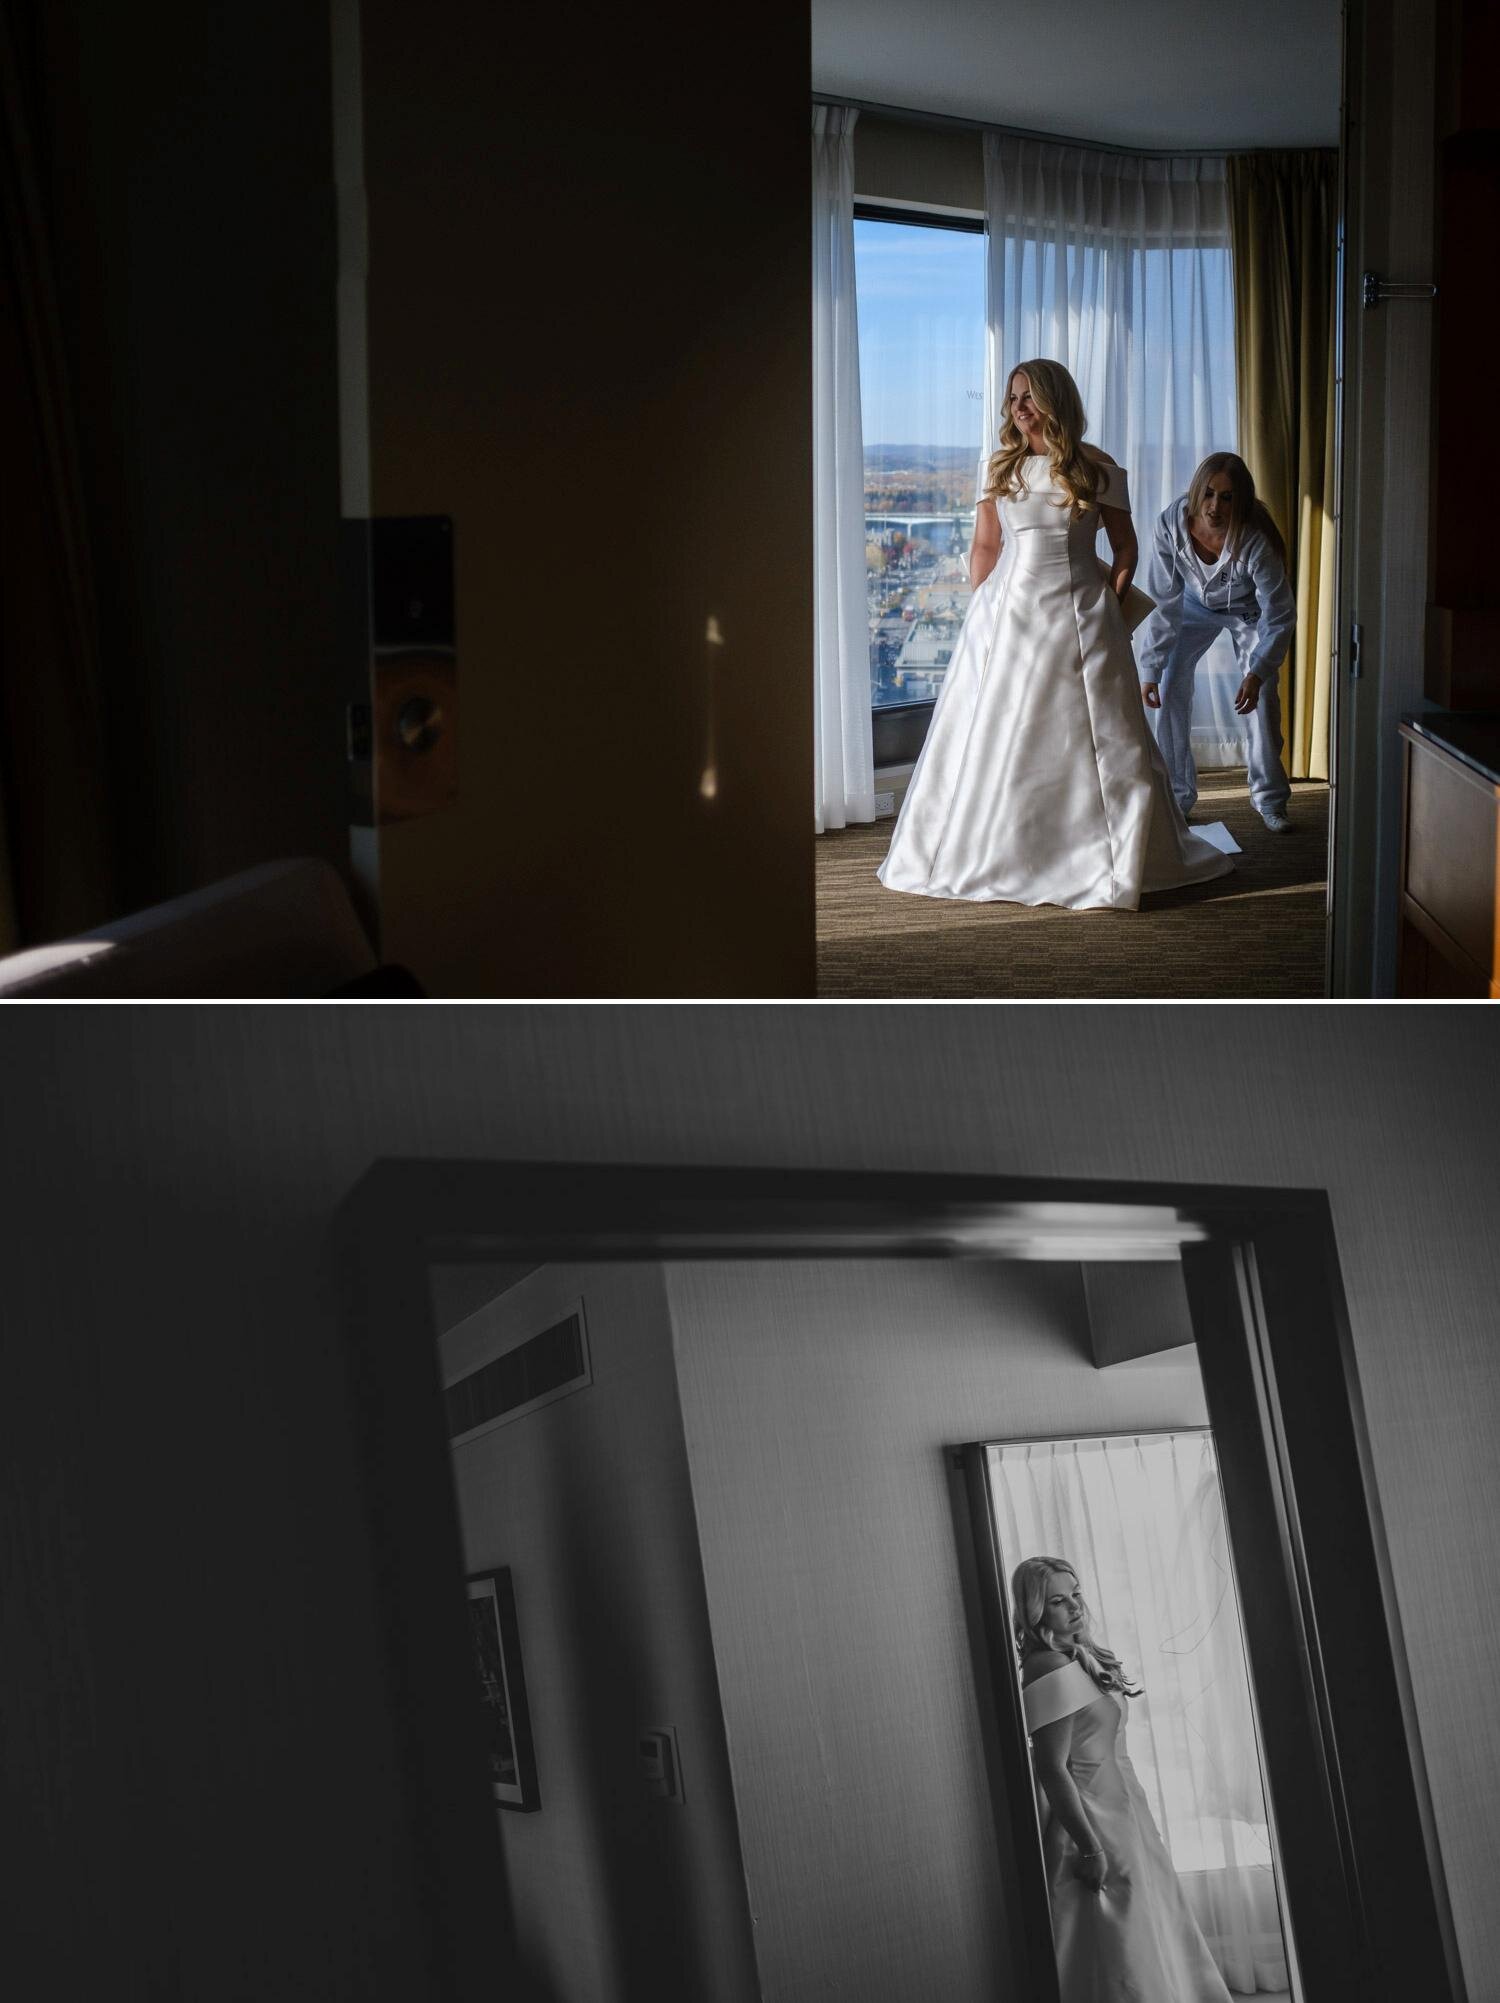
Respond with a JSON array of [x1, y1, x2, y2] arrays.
[[816, 771, 1330, 999]]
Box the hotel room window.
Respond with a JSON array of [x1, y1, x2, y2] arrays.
[[852, 212, 986, 711], [853, 211, 1240, 758]]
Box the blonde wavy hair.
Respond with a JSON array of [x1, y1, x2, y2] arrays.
[[983, 359, 1107, 521], [1185, 452, 1288, 571], [1010, 1554, 1143, 1697]]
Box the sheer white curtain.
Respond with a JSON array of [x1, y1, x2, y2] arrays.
[[812, 106, 876, 832], [990, 1432, 1290, 1997], [980, 136, 1248, 770]]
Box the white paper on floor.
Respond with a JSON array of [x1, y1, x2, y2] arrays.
[[1193, 821, 1243, 855]]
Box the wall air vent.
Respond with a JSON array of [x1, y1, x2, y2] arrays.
[[445, 1301, 591, 1443]]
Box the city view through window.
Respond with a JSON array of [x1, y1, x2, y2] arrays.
[[854, 214, 1240, 734], [853, 216, 986, 711]]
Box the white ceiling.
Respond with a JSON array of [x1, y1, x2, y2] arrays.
[[812, 0, 1341, 152]]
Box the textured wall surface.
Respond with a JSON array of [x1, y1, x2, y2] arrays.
[[439, 1264, 758, 2003], [668, 1258, 1209, 2003], [356, 0, 814, 996], [6, 1006, 1497, 1996]]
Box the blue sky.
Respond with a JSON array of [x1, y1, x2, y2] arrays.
[[853, 220, 987, 449]]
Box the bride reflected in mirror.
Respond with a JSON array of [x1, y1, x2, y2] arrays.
[[1014, 1554, 1236, 2002]]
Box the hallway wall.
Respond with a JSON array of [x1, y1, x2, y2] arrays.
[[438, 1264, 758, 2003]]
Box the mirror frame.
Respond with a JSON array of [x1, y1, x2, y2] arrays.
[[332, 1159, 1464, 2003]]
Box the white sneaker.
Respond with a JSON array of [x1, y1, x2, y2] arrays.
[[1260, 809, 1293, 833]]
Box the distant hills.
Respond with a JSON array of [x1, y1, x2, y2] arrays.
[[864, 444, 979, 474]]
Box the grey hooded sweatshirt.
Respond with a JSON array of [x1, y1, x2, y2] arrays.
[[1135, 494, 1296, 685]]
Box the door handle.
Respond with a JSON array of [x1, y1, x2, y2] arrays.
[[343, 515, 459, 826], [396, 695, 444, 753]]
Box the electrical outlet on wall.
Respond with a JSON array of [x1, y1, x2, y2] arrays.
[[638, 1724, 684, 1804]]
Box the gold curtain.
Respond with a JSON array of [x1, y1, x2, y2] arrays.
[[1227, 151, 1338, 782]]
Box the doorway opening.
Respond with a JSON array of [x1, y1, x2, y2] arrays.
[[811, 1, 1345, 997]]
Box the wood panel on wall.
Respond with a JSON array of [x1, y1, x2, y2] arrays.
[[1398, 726, 1500, 995], [6, 1005, 1498, 1998], [353, 0, 815, 996], [1425, 0, 1500, 707], [1332, 0, 1441, 995]]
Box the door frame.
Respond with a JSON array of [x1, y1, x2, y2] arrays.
[[332, 1159, 1464, 2003], [1328, 0, 1442, 995]]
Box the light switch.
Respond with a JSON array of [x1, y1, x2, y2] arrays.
[[638, 1724, 684, 1804]]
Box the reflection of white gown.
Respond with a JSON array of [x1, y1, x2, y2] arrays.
[[1026, 1659, 1233, 2003], [876, 455, 1233, 911]]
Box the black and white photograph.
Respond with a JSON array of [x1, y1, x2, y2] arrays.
[[6, 1007, 1498, 2003], [3, 0, 1499, 2000]]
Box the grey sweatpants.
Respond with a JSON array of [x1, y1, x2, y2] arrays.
[[1150, 594, 1291, 819]]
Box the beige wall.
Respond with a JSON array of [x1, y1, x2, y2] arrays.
[[667, 1258, 1208, 2003], [7, 1006, 1497, 1996], [39, 4, 815, 995], [353, 0, 815, 996], [439, 1264, 758, 2003]]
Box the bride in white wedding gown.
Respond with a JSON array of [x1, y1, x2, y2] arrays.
[[1014, 1556, 1235, 2003], [877, 359, 1232, 910]]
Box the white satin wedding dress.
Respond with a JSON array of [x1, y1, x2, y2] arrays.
[[1026, 1657, 1234, 2003], [877, 455, 1233, 910]]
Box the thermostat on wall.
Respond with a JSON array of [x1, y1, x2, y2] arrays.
[[638, 1724, 684, 1804]]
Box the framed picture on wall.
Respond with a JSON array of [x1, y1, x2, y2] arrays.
[[465, 1567, 541, 1811]]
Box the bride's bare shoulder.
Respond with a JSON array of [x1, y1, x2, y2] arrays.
[[1021, 1649, 1070, 1687]]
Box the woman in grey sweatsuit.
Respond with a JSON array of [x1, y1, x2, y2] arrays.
[[1135, 453, 1296, 832]]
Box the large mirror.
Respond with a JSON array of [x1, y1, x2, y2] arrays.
[[427, 1246, 1300, 2003]]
